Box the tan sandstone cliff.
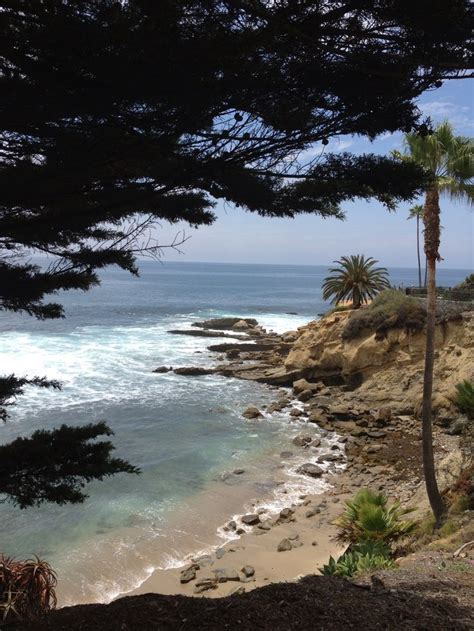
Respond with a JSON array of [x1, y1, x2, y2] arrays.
[[283, 309, 474, 418]]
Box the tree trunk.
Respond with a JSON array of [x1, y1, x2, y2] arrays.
[[424, 257, 428, 288], [416, 215, 422, 287], [421, 187, 445, 525]]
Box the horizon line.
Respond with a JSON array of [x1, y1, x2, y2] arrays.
[[138, 258, 473, 271]]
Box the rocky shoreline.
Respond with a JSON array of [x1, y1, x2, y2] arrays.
[[140, 310, 473, 598]]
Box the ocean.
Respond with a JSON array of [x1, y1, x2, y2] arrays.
[[0, 261, 470, 604]]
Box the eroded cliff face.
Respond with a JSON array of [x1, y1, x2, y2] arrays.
[[284, 310, 474, 416]]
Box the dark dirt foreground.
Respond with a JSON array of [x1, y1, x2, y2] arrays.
[[15, 553, 474, 631]]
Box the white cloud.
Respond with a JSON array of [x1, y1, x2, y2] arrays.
[[419, 99, 473, 131]]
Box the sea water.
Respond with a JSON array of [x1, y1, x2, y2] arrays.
[[0, 262, 469, 604]]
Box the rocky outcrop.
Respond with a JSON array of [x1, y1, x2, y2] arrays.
[[193, 317, 258, 330], [284, 311, 473, 416]]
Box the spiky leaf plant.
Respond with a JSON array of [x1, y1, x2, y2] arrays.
[[0, 555, 57, 622], [334, 489, 417, 545], [320, 541, 394, 578], [322, 255, 391, 309]]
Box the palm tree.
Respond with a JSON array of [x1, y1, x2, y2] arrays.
[[322, 255, 391, 309], [394, 120, 474, 525], [407, 204, 424, 287]]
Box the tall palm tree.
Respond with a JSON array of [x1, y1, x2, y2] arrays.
[[394, 120, 474, 525], [407, 204, 424, 287], [322, 255, 391, 309]]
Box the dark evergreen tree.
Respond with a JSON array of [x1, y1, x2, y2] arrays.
[[0, 0, 471, 506]]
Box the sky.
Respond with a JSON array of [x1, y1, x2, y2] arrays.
[[159, 79, 473, 270]]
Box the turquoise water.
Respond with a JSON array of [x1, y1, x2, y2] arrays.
[[0, 262, 470, 603]]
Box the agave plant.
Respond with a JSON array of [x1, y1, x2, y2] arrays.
[[0, 555, 57, 622], [322, 255, 391, 309], [320, 540, 394, 578], [334, 489, 417, 545]]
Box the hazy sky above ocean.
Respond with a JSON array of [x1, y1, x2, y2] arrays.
[[155, 79, 473, 269]]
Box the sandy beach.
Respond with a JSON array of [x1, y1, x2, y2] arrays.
[[128, 481, 349, 599]]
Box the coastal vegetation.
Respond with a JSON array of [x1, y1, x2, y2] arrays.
[[333, 489, 417, 546], [322, 255, 391, 309], [454, 380, 474, 419], [321, 489, 417, 578], [394, 120, 474, 525], [0, 555, 56, 623], [342, 290, 426, 340]]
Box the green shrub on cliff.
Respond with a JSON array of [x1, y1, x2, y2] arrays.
[[320, 490, 416, 578], [334, 489, 417, 545], [342, 290, 425, 340], [454, 380, 474, 419], [321, 541, 394, 578]]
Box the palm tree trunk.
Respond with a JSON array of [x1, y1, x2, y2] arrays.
[[421, 187, 445, 526], [424, 257, 428, 288], [416, 215, 422, 287]]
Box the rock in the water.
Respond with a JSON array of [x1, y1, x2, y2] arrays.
[[152, 366, 172, 373], [296, 463, 324, 478], [241, 565, 255, 578], [193, 317, 258, 330], [232, 319, 252, 330], [280, 451, 294, 458], [174, 366, 215, 376], [308, 409, 328, 424], [317, 453, 342, 463], [215, 548, 225, 559], [289, 408, 304, 417], [227, 520, 237, 531], [242, 406, 263, 419], [292, 434, 313, 447], [233, 468, 245, 475], [297, 389, 313, 402], [214, 568, 240, 583], [241, 513, 260, 526], [277, 538, 292, 552]]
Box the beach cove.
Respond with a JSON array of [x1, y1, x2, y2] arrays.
[[0, 262, 471, 606]]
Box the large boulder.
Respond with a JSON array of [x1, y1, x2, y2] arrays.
[[296, 463, 324, 478], [241, 513, 260, 526], [193, 317, 258, 330], [242, 406, 263, 419], [232, 319, 253, 331], [277, 538, 293, 552], [293, 378, 318, 394], [174, 366, 215, 376], [292, 434, 313, 447]]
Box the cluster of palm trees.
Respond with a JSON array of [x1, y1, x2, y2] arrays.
[[323, 120, 473, 525]]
